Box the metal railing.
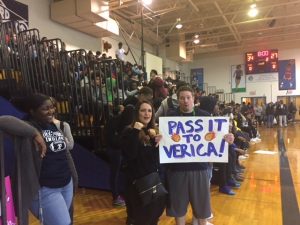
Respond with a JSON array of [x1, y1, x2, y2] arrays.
[[1, 20, 236, 150], [1, 21, 127, 150], [0, 21, 23, 98]]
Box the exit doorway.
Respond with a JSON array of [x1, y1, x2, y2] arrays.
[[241, 96, 266, 106], [277, 95, 300, 121]]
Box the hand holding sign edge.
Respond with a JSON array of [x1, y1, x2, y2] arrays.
[[154, 134, 162, 147]]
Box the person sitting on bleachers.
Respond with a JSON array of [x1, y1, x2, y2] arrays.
[[125, 75, 139, 98], [245, 112, 261, 142], [205, 103, 238, 197], [123, 86, 153, 107], [236, 105, 260, 143], [155, 81, 187, 121]]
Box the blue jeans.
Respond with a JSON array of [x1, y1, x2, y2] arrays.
[[267, 115, 274, 128], [30, 178, 73, 225]]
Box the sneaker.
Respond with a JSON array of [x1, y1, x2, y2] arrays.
[[227, 179, 241, 188], [234, 174, 244, 182], [219, 186, 235, 195], [235, 168, 245, 173], [253, 137, 261, 142], [113, 195, 126, 207], [207, 213, 214, 220], [238, 155, 248, 160], [191, 219, 214, 225]]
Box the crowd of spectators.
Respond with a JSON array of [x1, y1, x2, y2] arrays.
[[3, 22, 298, 225]]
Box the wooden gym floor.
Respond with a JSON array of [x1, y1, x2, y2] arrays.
[[30, 124, 300, 225]]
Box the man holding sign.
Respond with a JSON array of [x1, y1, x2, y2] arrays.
[[159, 86, 232, 225]]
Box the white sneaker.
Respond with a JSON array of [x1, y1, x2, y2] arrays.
[[251, 137, 261, 143], [239, 155, 248, 160], [207, 213, 214, 220], [192, 214, 214, 225], [254, 137, 261, 143]]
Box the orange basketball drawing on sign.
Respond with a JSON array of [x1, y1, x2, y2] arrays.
[[205, 132, 216, 141], [171, 133, 181, 142]]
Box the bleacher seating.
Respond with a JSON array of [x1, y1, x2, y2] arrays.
[[1, 20, 234, 152]]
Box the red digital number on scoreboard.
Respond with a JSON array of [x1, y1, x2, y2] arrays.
[[270, 52, 278, 59], [245, 49, 278, 74], [257, 50, 269, 57], [246, 53, 254, 62]]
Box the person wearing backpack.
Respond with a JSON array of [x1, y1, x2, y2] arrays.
[[52, 118, 78, 225], [15, 93, 75, 225], [51, 97, 78, 225], [155, 81, 186, 121]]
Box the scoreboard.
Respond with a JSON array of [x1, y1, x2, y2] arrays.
[[245, 49, 278, 74]]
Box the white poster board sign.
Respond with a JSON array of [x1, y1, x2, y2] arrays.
[[159, 117, 229, 164]]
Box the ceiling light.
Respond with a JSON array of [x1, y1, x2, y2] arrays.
[[176, 23, 183, 29], [193, 39, 200, 44], [142, 0, 152, 5], [248, 4, 258, 17], [194, 34, 199, 39], [175, 18, 183, 29]]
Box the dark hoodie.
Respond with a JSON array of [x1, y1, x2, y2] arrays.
[[106, 104, 135, 149], [199, 96, 218, 115]]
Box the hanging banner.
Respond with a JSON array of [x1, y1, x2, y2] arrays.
[[246, 73, 278, 83], [0, 0, 29, 31], [159, 116, 229, 164], [279, 59, 296, 90], [231, 64, 246, 93], [190, 68, 204, 90]]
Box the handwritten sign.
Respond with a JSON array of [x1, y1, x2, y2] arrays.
[[159, 117, 229, 163]]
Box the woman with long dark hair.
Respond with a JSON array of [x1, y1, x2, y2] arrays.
[[121, 100, 166, 225]]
